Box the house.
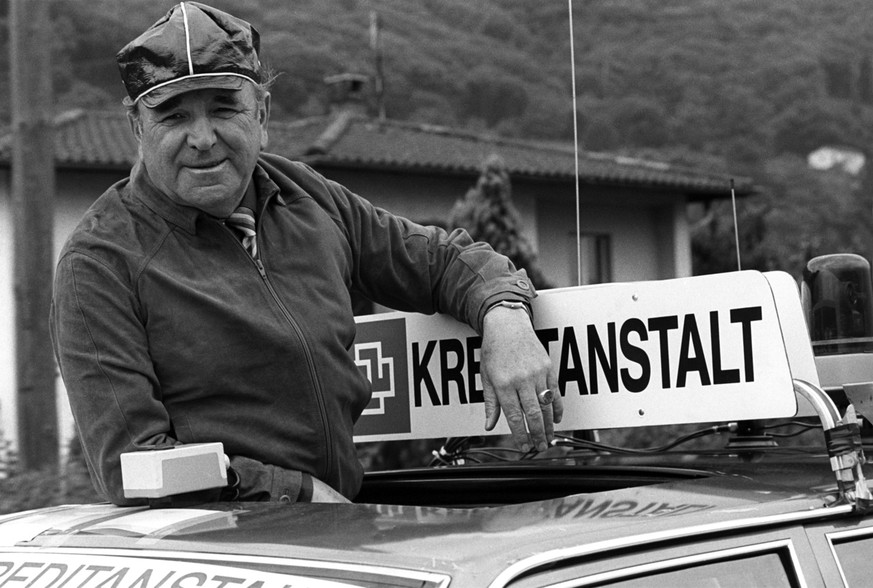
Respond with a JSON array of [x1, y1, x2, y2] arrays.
[[0, 105, 753, 453]]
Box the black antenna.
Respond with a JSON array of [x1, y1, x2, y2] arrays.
[[731, 178, 741, 271], [568, 0, 582, 286]]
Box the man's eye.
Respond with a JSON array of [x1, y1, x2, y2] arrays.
[[158, 112, 185, 123]]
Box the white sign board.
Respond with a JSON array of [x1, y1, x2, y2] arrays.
[[353, 271, 814, 442]]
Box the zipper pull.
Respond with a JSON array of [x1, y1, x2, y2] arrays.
[[255, 258, 268, 279]]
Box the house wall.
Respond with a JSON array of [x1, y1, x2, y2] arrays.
[[0, 168, 127, 453], [0, 163, 692, 454], [325, 167, 691, 287]]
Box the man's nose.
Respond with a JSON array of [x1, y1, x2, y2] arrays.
[[186, 116, 217, 150]]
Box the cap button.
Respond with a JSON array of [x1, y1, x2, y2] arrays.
[[516, 280, 530, 290]]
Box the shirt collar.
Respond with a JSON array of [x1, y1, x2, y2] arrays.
[[129, 158, 284, 235]]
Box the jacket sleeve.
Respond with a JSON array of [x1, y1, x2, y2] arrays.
[[50, 251, 176, 505], [320, 175, 536, 332]]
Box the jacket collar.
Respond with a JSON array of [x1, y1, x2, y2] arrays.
[[129, 157, 283, 235]]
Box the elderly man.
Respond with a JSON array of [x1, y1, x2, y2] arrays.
[[50, 2, 561, 506]]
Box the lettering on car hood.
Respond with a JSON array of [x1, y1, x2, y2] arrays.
[[0, 552, 361, 588]]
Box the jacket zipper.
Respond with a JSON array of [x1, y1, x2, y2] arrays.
[[223, 222, 334, 481]]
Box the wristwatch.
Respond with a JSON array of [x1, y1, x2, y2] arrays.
[[485, 300, 533, 321]]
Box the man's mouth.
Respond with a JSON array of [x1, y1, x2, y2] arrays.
[[186, 159, 226, 171]]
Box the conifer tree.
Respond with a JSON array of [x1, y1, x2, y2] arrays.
[[449, 154, 551, 288]]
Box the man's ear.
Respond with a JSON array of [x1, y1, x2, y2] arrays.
[[126, 108, 143, 142], [259, 92, 271, 150]]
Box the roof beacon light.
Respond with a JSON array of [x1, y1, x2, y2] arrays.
[[802, 254, 873, 356], [802, 254, 873, 423], [121, 443, 227, 499]]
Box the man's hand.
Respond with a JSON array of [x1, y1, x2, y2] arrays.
[[480, 304, 563, 452]]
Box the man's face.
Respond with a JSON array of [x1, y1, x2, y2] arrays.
[[130, 83, 270, 218]]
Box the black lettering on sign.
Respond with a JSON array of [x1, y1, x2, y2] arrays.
[[536, 328, 562, 399], [408, 304, 764, 408], [710, 310, 740, 384], [647, 315, 678, 388], [439, 339, 467, 405], [588, 323, 618, 394], [620, 318, 650, 393], [558, 326, 589, 395], [466, 336, 484, 404], [535, 327, 559, 355], [676, 314, 711, 388], [412, 341, 440, 407], [732, 306, 763, 382]]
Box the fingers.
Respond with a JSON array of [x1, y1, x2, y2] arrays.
[[548, 371, 563, 425], [479, 308, 561, 453], [484, 379, 558, 453], [528, 374, 563, 449], [483, 374, 502, 431], [518, 383, 549, 452]]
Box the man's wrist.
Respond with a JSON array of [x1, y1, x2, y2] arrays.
[[485, 300, 533, 322]]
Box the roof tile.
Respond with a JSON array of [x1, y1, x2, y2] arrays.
[[0, 109, 753, 197]]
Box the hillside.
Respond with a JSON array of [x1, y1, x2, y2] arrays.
[[3, 0, 873, 274], [6, 1, 872, 146], [1, 1, 870, 147]]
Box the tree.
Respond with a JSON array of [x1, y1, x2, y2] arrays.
[[461, 66, 529, 129], [448, 154, 552, 289]]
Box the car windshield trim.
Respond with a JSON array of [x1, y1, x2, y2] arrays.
[[487, 502, 854, 588], [545, 539, 804, 588]]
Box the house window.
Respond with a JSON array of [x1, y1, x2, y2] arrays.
[[570, 232, 612, 285]]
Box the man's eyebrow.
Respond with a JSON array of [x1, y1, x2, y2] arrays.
[[213, 91, 243, 105], [150, 95, 183, 113]]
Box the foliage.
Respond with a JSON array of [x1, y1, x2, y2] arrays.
[[0, 436, 102, 515], [448, 154, 552, 289]]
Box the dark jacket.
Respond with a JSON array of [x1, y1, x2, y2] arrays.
[[49, 152, 535, 505]]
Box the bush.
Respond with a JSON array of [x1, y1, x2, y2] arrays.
[[0, 436, 103, 515], [0, 461, 102, 515]]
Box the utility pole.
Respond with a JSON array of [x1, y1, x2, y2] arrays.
[[369, 11, 386, 123], [10, 0, 58, 471]]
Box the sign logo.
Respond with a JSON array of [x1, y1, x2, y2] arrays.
[[355, 341, 396, 416], [353, 318, 411, 437]]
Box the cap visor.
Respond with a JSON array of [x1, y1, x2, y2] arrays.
[[139, 74, 250, 108]]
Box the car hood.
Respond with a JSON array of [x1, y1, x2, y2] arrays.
[[0, 462, 856, 588]]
